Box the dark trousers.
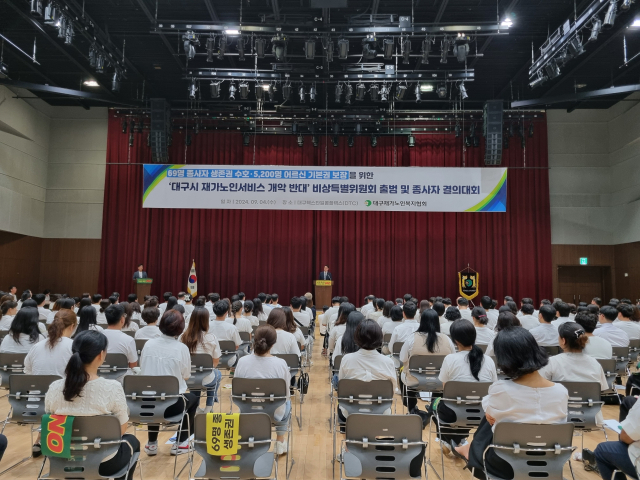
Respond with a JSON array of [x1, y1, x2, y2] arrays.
[[148, 393, 198, 443], [427, 402, 471, 444], [594, 441, 639, 480], [468, 418, 514, 480], [98, 434, 140, 480], [0, 434, 6, 462], [620, 396, 637, 423]]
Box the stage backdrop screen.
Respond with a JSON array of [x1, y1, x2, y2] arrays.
[[143, 165, 507, 212]]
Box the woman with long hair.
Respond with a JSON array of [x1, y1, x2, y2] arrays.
[[485, 311, 522, 356], [377, 300, 395, 329], [0, 299, 18, 330], [44, 330, 140, 480], [120, 302, 139, 332], [266, 308, 301, 359], [440, 306, 462, 335], [180, 306, 221, 412], [328, 303, 355, 354], [73, 305, 103, 338], [331, 311, 364, 387], [0, 307, 45, 353], [252, 298, 267, 322]]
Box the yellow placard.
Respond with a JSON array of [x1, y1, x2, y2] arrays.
[[316, 280, 332, 286], [206, 413, 240, 456]]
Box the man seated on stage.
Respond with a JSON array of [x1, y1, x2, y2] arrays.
[[133, 264, 148, 280], [319, 266, 332, 281]]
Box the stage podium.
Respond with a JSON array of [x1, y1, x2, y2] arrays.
[[314, 280, 333, 309], [134, 278, 153, 299]]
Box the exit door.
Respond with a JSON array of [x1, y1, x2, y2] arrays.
[[557, 266, 609, 304]]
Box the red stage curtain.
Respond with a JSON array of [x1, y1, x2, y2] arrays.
[[99, 113, 552, 305]]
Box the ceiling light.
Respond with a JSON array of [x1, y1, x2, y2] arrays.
[[184, 41, 196, 60], [188, 78, 197, 99], [544, 58, 561, 79], [305, 39, 316, 59], [414, 84, 421, 103], [96, 54, 105, 73], [603, 0, 617, 29], [210, 81, 221, 98], [206, 37, 215, 62], [383, 38, 394, 59], [255, 38, 266, 58], [371, 135, 377, 147], [348, 135, 354, 147], [225, 29, 240, 35], [344, 84, 353, 104], [243, 133, 250, 146], [402, 38, 411, 64], [407, 135, 415, 147], [621, 0, 632, 10], [370, 84, 379, 101], [501, 17, 513, 27], [266, 84, 275, 102], [455, 35, 470, 63], [395, 84, 407, 100], [356, 83, 366, 101], [57, 16, 66, 38], [332, 135, 339, 147], [239, 82, 249, 99], [436, 84, 447, 99], [256, 84, 264, 101], [567, 36, 584, 57], [441, 36, 451, 63], [64, 23, 73, 45], [299, 84, 305, 103], [338, 38, 349, 59], [589, 17, 603, 41], [218, 35, 227, 60], [454, 122, 461, 137], [272, 34, 287, 61], [229, 82, 237, 100], [459, 82, 468, 100], [421, 37, 431, 63], [282, 83, 291, 101], [237, 35, 245, 61], [89, 45, 97, 67], [111, 71, 120, 92], [419, 84, 434, 92], [529, 73, 547, 89], [362, 36, 378, 60], [309, 83, 316, 102], [83, 80, 99, 87], [632, 18, 640, 27], [326, 40, 334, 62], [297, 134, 304, 147], [183, 31, 199, 61], [380, 83, 390, 102]]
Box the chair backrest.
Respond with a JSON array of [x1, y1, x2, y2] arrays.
[[0, 352, 27, 389], [46, 415, 124, 480], [406, 355, 448, 392], [612, 346, 630, 360], [131, 318, 140, 326], [477, 343, 488, 353], [8, 374, 61, 424], [239, 331, 251, 342], [273, 353, 300, 371], [123, 330, 136, 338], [336, 379, 394, 416], [596, 358, 618, 392], [218, 340, 238, 370], [231, 378, 288, 422], [382, 333, 392, 344], [342, 414, 424, 480], [392, 342, 404, 355], [543, 345, 560, 356], [123, 375, 183, 425], [332, 355, 343, 374], [193, 412, 274, 480], [187, 353, 214, 389], [558, 381, 603, 431], [491, 422, 575, 480], [629, 339, 640, 362], [440, 381, 492, 428], [251, 325, 259, 335], [612, 346, 631, 375], [298, 326, 310, 337], [135, 338, 147, 356], [0, 331, 9, 343], [97, 353, 129, 380]]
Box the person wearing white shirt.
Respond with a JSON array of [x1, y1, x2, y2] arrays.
[[518, 304, 540, 330], [0, 300, 17, 330], [46, 298, 74, 325], [376, 300, 394, 329], [367, 298, 385, 323], [140, 309, 198, 456], [328, 303, 355, 354], [135, 307, 162, 340], [387, 303, 419, 354], [0, 307, 46, 353], [241, 300, 259, 326], [614, 303, 640, 340], [96, 299, 110, 325], [457, 297, 473, 321], [320, 298, 341, 335], [381, 305, 404, 354], [290, 297, 310, 327], [91, 294, 102, 313], [25, 309, 76, 377], [34, 293, 49, 322], [455, 327, 568, 473], [228, 301, 253, 334], [331, 312, 364, 370], [158, 292, 172, 315], [72, 305, 103, 338], [176, 292, 186, 306], [594, 306, 630, 347], [266, 308, 302, 360], [235, 325, 292, 456], [485, 311, 524, 356], [180, 307, 221, 412], [120, 302, 139, 333], [101, 304, 138, 369], [529, 304, 560, 347], [575, 312, 613, 359], [360, 295, 375, 317], [551, 301, 574, 328], [183, 296, 194, 319], [480, 296, 499, 330], [439, 306, 462, 337], [209, 300, 242, 366], [252, 298, 268, 323], [44, 330, 140, 479], [472, 307, 496, 345]]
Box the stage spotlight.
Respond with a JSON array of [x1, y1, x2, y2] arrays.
[[436, 84, 447, 99], [407, 135, 416, 147], [459, 82, 468, 100], [421, 37, 431, 63], [267, 84, 275, 102], [210, 81, 221, 98], [299, 84, 305, 103], [272, 33, 287, 61], [229, 82, 237, 100], [305, 38, 316, 59], [348, 135, 354, 147], [355, 124, 362, 135], [237, 36, 245, 61], [57, 15, 66, 38], [345, 83, 353, 104], [455, 34, 470, 63], [380, 83, 390, 102], [414, 84, 421, 103], [332, 135, 339, 147], [44, 2, 58, 24], [218, 35, 227, 60], [338, 38, 349, 59], [64, 23, 73, 45], [396, 84, 407, 100], [282, 83, 292, 101], [89, 45, 97, 68], [30, 0, 42, 16], [312, 135, 319, 147], [184, 39, 196, 60], [370, 84, 379, 101], [362, 36, 378, 60], [465, 136, 472, 148], [544, 58, 561, 79], [188, 78, 197, 99], [239, 82, 249, 99], [326, 40, 334, 62], [589, 17, 603, 42], [529, 122, 534, 138], [243, 133, 250, 146], [420, 84, 434, 92], [96, 54, 105, 73], [454, 122, 461, 137], [529, 73, 547, 89], [383, 38, 394, 59], [441, 36, 451, 63], [603, 0, 617, 29], [309, 83, 317, 102], [356, 83, 366, 101], [567, 36, 584, 57], [206, 37, 215, 62], [297, 134, 304, 147], [255, 37, 266, 58], [371, 134, 377, 147], [112, 71, 121, 92], [255, 84, 264, 101], [402, 38, 411, 64], [622, 0, 632, 10]]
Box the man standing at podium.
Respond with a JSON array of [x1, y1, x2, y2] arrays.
[[133, 264, 148, 280], [319, 265, 332, 281]]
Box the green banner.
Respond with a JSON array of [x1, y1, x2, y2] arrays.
[[41, 414, 74, 458]]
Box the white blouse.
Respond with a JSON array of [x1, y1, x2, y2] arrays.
[[180, 331, 221, 384], [0, 315, 14, 330], [140, 335, 191, 394], [24, 337, 73, 377], [271, 329, 301, 358], [234, 354, 290, 420], [538, 352, 608, 390], [225, 316, 253, 334], [328, 324, 346, 352], [474, 326, 495, 345], [135, 325, 162, 340], [0, 332, 45, 353], [439, 351, 498, 384]]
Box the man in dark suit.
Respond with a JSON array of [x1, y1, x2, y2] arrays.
[[133, 264, 148, 280], [318, 265, 332, 281]]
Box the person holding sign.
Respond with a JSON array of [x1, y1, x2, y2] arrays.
[[234, 325, 291, 455], [44, 330, 140, 480]]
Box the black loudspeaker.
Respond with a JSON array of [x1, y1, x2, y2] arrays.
[[483, 100, 503, 166], [150, 98, 171, 163]]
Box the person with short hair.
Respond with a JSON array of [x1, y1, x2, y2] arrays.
[[234, 325, 291, 455], [575, 312, 613, 359], [44, 330, 140, 480], [457, 297, 472, 321], [135, 307, 162, 340], [614, 303, 640, 340], [377, 300, 395, 329], [551, 301, 573, 327], [432, 301, 447, 326], [0, 307, 45, 353], [360, 295, 376, 317], [290, 296, 310, 327], [518, 303, 539, 330], [209, 300, 242, 366], [594, 305, 630, 347], [47, 298, 75, 325], [158, 292, 173, 315], [34, 293, 48, 322], [102, 304, 138, 368], [592, 297, 602, 307], [388, 302, 419, 354], [127, 293, 138, 304], [481, 296, 498, 330], [529, 305, 559, 347], [367, 298, 385, 323], [91, 293, 102, 313], [440, 306, 462, 336]]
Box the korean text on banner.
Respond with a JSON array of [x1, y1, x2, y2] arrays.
[[206, 412, 240, 456]]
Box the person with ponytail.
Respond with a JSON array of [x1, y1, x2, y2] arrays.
[[440, 305, 462, 336], [46, 298, 74, 325], [242, 300, 258, 326], [234, 325, 291, 455], [0, 307, 45, 353], [0, 299, 18, 330], [426, 320, 498, 455], [398, 309, 456, 414], [471, 306, 495, 345], [228, 300, 253, 334], [266, 308, 301, 360], [73, 304, 103, 338], [96, 298, 110, 325], [25, 310, 77, 376], [119, 302, 139, 332], [44, 330, 140, 480]]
